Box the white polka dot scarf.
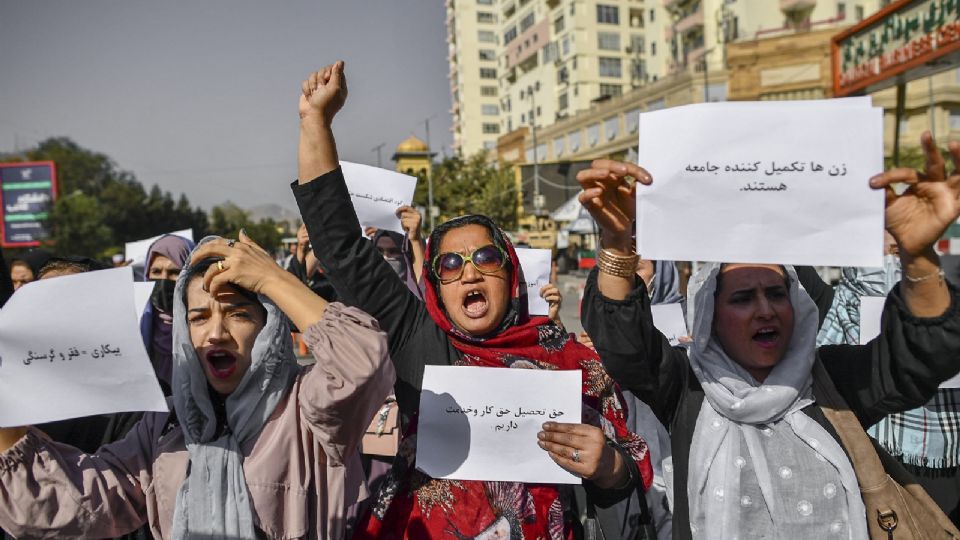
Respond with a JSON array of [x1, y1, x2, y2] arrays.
[[685, 263, 867, 540]]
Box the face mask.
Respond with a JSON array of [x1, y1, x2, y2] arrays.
[[150, 278, 176, 313], [386, 257, 407, 281]]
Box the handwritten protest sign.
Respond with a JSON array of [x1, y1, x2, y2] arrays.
[[124, 229, 193, 267], [515, 248, 552, 316], [0, 267, 168, 427], [636, 98, 884, 267], [341, 161, 417, 234], [417, 366, 581, 484], [651, 303, 688, 346]]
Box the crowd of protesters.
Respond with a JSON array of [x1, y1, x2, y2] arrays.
[[0, 60, 957, 539]]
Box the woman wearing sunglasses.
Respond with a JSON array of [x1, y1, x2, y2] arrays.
[[292, 61, 652, 539]]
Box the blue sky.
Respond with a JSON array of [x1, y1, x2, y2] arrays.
[[0, 0, 453, 211]]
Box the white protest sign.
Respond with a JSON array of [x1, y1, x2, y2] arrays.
[[417, 366, 581, 484], [341, 161, 417, 234], [0, 267, 168, 427], [858, 295, 886, 345], [636, 98, 884, 267], [133, 281, 155, 318], [515, 248, 552, 316], [651, 303, 688, 347], [125, 229, 193, 267]]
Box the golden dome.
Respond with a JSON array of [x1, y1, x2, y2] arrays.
[[396, 135, 429, 153]]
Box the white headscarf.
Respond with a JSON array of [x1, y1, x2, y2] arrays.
[[685, 263, 867, 539], [170, 236, 300, 539]]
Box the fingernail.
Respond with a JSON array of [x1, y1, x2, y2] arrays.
[[538, 441, 545, 448], [538, 431, 546, 440], [240, 228, 248, 237]]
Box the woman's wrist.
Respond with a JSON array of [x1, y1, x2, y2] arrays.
[[591, 444, 629, 490]]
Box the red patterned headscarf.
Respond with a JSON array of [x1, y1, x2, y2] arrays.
[[359, 215, 653, 540]]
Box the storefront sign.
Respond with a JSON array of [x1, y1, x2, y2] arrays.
[[833, 0, 960, 96], [0, 162, 57, 247]]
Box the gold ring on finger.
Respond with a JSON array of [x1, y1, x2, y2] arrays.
[[217, 260, 225, 272], [571, 449, 581, 463]]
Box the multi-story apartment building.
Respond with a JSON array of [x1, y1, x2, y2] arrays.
[[448, 0, 682, 158], [446, 0, 504, 157]]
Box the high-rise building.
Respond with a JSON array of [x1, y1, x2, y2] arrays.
[[446, 0, 504, 158], [448, 0, 676, 158]]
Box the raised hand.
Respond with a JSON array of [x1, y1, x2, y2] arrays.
[[576, 159, 650, 248], [396, 205, 423, 242], [299, 60, 348, 125], [870, 131, 960, 258], [191, 230, 285, 298], [539, 283, 563, 325]]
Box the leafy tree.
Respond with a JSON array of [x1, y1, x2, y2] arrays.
[[413, 153, 518, 233], [2, 137, 208, 257], [208, 202, 284, 254]]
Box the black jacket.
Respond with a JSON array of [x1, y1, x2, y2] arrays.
[[581, 268, 960, 539]]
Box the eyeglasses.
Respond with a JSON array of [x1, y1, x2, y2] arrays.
[[432, 244, 507, 284]]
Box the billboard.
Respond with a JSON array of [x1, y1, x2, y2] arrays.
[[833, 0, 960, 96], [0, 161, 58, 248]]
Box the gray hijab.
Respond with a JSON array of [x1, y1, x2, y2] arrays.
[[649, 260, 683, 305], [685, 263, 867, 540], [170, 236, 299, 539]]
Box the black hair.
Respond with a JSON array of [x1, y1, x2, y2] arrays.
[[38, 256, 111, 278], [714, 264, 792, 297]]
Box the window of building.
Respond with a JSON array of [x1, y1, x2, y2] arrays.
[[899, 117, 909, 135], [478, 0, 493, 4], [598, 32, 621, 51], [837, 2, 846, 18], [554, 15, 565, 33], [625, 107, 640, 133], [554, 137, 565, 157], [478, 11, 496, 23], [536, 106, 542, 117], [569, 131, 581, 151], [599, 57, 622, 77], [557, 66, 569, 84], [629, 8, 644, 28], [481, 86, 498, 97], [480, 67, 498, 79], [484, 140, 497, 150], [599, 83, 622, 97], [520, 12, 535, 32], [648, 97, 665, 111], [855, 5, 864, 20], [651, 42, 657, 56], [570, 3, 575, 15], [479, 49, 497, 61], [629, 34, 644, 53], [596, 4, 620, 24], [536, 143, 547, 161], [649, 9, 655, 22], [482, 104, 499, 116], [525, 148, 535, 162], [483, 123, 500, 134], [479, 30, 497, 43], [562, 36, 571, 56], [503, 2, 516, 17], [951, 109, 960, 130], [559, 92, 568, 109], [587, 123, 600, 146], [604, 116, 619, 140], [504, 26, 518, 44], [521, 112, 526, 123]]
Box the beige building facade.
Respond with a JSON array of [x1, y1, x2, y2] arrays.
[[446, 0, 504, 157]]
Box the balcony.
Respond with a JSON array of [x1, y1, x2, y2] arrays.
[[662, 0, 689, 9], [675, 9, 703, 35]]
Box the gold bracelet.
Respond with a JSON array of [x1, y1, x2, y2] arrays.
[[597, 247, 639, 278], [903, 268, 945, 284]]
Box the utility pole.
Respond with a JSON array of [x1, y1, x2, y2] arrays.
[[371, 143, 385, 168], [528, 83, 542, 216], [424, 115, 437, 231]]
